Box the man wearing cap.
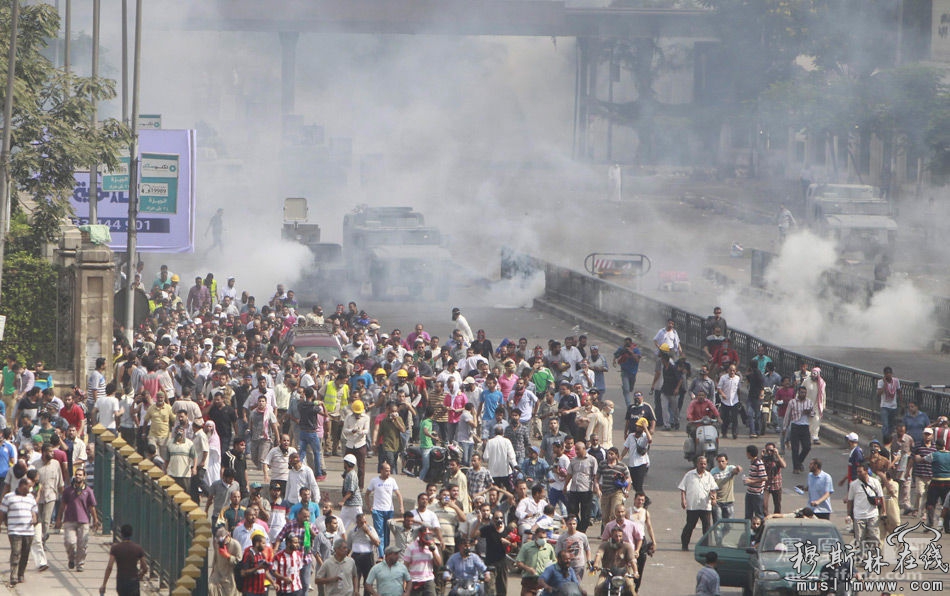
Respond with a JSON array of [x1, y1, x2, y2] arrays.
[[339, 454, 363, 532], [837, 433, 864, 490], [343, 400, 370, 489], [366, 544, 411, 596]]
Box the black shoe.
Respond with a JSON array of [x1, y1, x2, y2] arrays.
[[681, 545, 689, 551], [68, 560, 75, 570]]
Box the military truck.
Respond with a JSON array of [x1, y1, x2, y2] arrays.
[[283, 199, 452, 299], [804, 184, 898, 258], [342, 205, 452, 299]]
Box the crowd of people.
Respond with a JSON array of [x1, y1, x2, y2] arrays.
[[0, 265, 946, 596]]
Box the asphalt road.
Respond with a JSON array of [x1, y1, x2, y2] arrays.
[[361, 302, 950, 596]]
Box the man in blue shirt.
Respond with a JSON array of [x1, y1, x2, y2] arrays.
[[478, 377, 503, 440], [444, 537, 489, 595], [0, 429, 15, 481], [538, 550, 585, 596], [612, 339, 641, 409], [807, 458, 834, 520], [903, 401, 931, 447]]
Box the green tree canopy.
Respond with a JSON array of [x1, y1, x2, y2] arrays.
[[1, 1, 129, 251]]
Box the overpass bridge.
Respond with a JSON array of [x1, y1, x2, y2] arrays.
[[156, 0, 719, 159]]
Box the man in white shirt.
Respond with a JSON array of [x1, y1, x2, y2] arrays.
[[653, 319, 682, 358], [285, 451, 320, 506], [92, 383, 123, 432], [515, 484, 548, 534], [677, 455, 718, 551], [366, 462, 404, 558], [847, 462, 883, 556], [482, 426, 518, 487], [452, 308, 474, 344], [717, 366, 742, 440]]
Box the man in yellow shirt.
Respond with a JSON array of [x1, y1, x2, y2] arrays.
[[145, 391, 174, 460]]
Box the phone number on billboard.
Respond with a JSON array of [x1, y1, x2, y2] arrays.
[[71, 218, 171, 233]]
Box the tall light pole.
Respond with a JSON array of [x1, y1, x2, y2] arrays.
[[121, 0, 128, 124], [88, 0, 100, 224], [63, 0, 70, 75], [0, 0, 21, 306], [124, 0, 142, 342]]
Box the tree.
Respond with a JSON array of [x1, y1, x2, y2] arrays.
[[0, 1, 129, 252]]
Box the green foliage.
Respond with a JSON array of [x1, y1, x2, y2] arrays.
[[0, 2, 130, 252], [0, 251, 59, 365]]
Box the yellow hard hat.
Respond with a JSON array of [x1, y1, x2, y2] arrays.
[[659, 343, 671, 352], [215, 358, 226, 366], [375, 368, 387, 376], [170, 274, 180, 283], [397, 369, 408, 378], [351, 400, 365, 414]]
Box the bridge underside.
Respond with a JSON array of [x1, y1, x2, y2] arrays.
[[162, 0, 716, 39]]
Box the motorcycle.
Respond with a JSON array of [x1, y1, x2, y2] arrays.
[[683, 416, 720, 464], [442, 566, 491, 596], [404, 441, 464, 482], [600, 567, 637, 596], [759, 386, 777, 433]]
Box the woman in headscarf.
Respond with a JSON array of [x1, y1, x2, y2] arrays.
[[205, 419, 222, 487]]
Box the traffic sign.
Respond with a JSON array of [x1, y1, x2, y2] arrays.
[[137, 114, 162, 129]]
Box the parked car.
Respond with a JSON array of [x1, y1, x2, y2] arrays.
[[281, 323, 342, 363], [694, 517, 855, 596]]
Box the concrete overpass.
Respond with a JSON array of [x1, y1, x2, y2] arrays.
[[156, 1, 718, 157], [159, 0, 717, 39]]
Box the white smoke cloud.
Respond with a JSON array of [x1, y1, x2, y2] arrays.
[[718, 230, 936, 349]]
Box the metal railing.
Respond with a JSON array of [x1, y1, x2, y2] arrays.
[[92, 426, 210, 595], [530, 256, 950, 424]]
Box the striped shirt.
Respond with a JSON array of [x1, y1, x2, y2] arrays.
[[783, 398, 814, 428], [402, 540, 437, 582], [914, 445, 937, 478], [746, 458, 768, 496], [273, 549, 304, 594], [241, 548, 271, 595], [0, 492, 37, 536]]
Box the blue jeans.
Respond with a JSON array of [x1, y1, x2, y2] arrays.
[[748, 402, 760, 436], [881, 407, 898, 442], [712, 501, 734, 523], [299, 431, 325, 476], [419, 447, 433, 482], [620, 373, 638, 408], [372, 509, 394, 558], [460, 442, 474, 466]]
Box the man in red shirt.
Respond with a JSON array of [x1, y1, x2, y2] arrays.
[[686, 391, 721, 425], [240, 532, 276, 595], [59, 392, 85, 440]]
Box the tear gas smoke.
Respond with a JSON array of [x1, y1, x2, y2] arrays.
[[717, 230, 936, 349]]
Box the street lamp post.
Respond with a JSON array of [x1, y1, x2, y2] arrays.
[[0, 0, 21, 307], [124, 0, 142, 342], [88, 0, 100, 224]]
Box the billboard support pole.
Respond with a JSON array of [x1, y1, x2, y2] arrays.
[[124, 0, 142, 343], [88, 0, 100, 224]]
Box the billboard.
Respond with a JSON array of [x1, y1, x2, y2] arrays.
[[69, 129, 197, 253]]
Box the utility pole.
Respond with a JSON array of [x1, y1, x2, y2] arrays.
[[0, 0, 20, 306], [121, 0, 129, 124], [124, 0, 142, 342], [64, 0, 70, 75], [88, 0, 100, 224]]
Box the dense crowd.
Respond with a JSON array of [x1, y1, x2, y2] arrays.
[[0, 266, 946, 596]]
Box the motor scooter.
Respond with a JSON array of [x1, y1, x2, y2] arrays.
[[683, 416, 720, 463]]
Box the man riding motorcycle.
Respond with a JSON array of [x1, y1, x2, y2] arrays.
[[591, 526, 639, 596], [444, 536, 490, 596], [685, 391, 721, 437]]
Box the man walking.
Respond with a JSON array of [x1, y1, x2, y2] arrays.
[[782, 386, 814, 473], [807, 459, 834, 520], [565, 440, 600, 533], [100, 524, 148, 596], [847, 462, 884, 556], [677, 456, 717, 551], [58, 467, 99, 572], [366, 545, 411, 596], [367, 462, 404, 558], [744, 445, 768, 520], [0, 477, 37, 585]]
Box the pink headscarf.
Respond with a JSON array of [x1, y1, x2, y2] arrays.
[[811, 367, 826, 414]]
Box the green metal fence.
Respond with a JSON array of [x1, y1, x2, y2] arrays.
[[92, 427, 210, 595]]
